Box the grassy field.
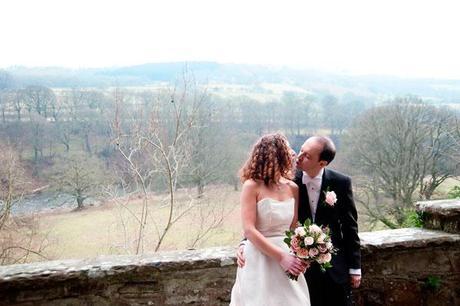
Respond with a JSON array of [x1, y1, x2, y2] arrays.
[[12, 178, 459, 264], [34, 185, 242, 261]]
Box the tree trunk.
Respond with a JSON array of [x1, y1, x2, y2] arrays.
[[33, 147, 39, 163], [84, 133, 92, 155], [233, 177, 239, 191], [76, 196, 84, 210], [197, 180, 204, 198]]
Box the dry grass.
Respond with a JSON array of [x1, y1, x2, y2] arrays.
[[10, 179, 456, 263], [33, 185, 242, 261]]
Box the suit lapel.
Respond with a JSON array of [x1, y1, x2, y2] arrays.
[[315, 168, 331, 225]]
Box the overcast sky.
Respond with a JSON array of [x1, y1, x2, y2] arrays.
[[1, 0, 459, 79]]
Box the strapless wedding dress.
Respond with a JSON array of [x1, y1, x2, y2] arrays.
[[230, 198, 310, 306]]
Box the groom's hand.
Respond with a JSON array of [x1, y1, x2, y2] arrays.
[[236, 244, 246, 268], [350, 274, 361, 288]]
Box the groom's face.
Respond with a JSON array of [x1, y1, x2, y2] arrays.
[[296, 138, 324, 174]]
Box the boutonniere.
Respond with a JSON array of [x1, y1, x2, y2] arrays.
[[323, 188, 337, 207]]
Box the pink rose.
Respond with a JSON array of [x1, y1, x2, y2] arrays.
[[325, 191, 337, 206], [318, 244, 328, 253], [308, 247, 319, 258], [296, 248, 309, 259], [291, 237, 300, 250], [318, 253, 332, 264]]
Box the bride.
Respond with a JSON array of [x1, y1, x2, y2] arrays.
[[230, 133, 310, 306]]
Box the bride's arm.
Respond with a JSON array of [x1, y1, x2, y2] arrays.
[[289, 182, 300, 230], [241, 180, 303, 275]]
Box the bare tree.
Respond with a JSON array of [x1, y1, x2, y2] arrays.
[[52, 154, 109, 210], [343, 98, 460, 227], [12, 89, 25, 121], [67, 88, 111, 156], [0, 90, 10, 123], [186, 97, 232, 197], [0, 142, 48, 265], [114, 71, 212, 254], [281, 92, 314, 137], [0, 144, 26, 229], [24, 85, 56, 118], [418, 107, 460, 199]]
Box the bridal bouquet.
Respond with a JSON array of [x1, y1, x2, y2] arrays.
[[283, 219, 336, 280]]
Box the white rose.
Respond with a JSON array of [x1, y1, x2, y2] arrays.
[[295, 227, 306, 236], [326, 242, 333, 250], [309, 224, 322, 234], [304, 236, 314, 246]]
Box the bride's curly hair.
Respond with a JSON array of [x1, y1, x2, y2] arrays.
[[240, 133, 293, 185]]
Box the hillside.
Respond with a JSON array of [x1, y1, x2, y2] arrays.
[[2, 62, 460, 102]]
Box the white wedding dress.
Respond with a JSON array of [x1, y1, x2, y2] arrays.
[[230, 198, 310, 306]]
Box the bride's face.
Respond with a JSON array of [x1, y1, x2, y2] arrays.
[[289, 148, 297, 172]]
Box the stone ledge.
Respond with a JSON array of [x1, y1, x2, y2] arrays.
[[416, 199, 460, 234], [359, 228, 460, 253], [416, 199, 460, 217], [0, 247, 236, 284], [1, 229, 459, 306], [1, 229, 459, 282]]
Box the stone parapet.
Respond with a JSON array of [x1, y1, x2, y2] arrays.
[[0, 247, 236, 306], [1, 228, 459, 305], [356, 228, 460, 306], [416, 199, 460, 234]]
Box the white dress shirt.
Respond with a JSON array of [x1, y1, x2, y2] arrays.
[[302, 169, 324, 222], [302, 168, 361, 276]]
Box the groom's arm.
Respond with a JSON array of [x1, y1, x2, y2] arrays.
[[236, 240, 246, 267], [339, 176, 361, 273]]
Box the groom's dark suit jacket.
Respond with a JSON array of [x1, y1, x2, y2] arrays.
[[295, 168, 361, 285]]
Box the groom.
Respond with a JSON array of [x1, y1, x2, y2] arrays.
[[237, 136, 361, 306]]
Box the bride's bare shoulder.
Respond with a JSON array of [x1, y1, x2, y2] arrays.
[[284, 179, 298, 188], [242, 179, 262, 190]]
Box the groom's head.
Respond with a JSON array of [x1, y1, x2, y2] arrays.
[[297, 136, 336, 175]]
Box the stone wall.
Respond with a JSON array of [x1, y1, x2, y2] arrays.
[[416, 199, 460, 234], [355, 228, 460, 305], [0, 199, 459, 306]]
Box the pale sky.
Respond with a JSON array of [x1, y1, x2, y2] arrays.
[[1, 0, 460, 79]]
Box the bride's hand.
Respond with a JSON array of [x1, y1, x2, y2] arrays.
[[279, 253, 305, 276], [300, 260, 310, 273]]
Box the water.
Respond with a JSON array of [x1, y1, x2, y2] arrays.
[[11, 192, 97, 215]]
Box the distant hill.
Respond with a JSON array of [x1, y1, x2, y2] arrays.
[[2, 62, 460, 102]]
